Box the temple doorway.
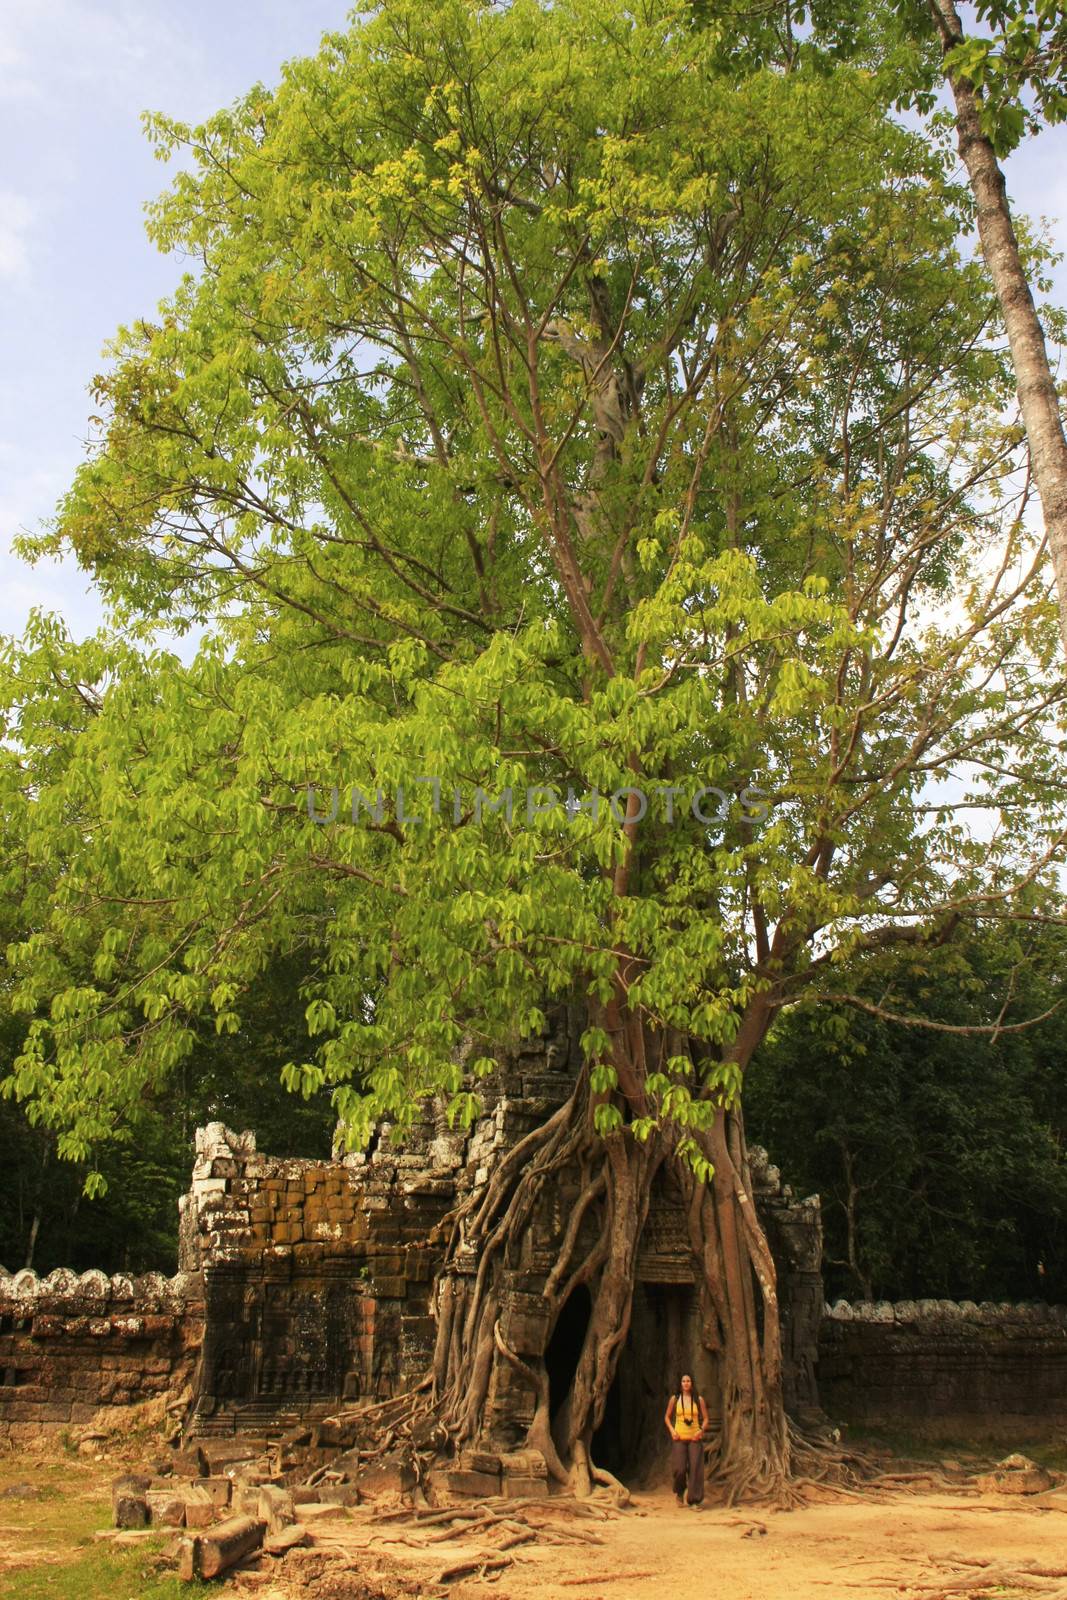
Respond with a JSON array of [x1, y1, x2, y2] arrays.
[[593, 1282, 712, 1485]]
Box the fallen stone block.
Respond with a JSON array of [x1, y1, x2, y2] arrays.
[[232, 1469, 273, 1490], [170, 1444, 208, 1479], [356, 1449, 417, 1496], [280, 1425, 314, 1450], [446, 1468, 501, 1498], [112, 1474, 151, 1529], [299, 1501, 350, 1523], [976, 1454, 1054, 1495], [500, 1449, 548, 1479], [182, 1486, 216, 1529], [200, 1442, 259, 1475], [232, 1486, 260, 1518], [256, 1484, 295, 1532], [147, 1488, 188, 1527], [502, 1474, 549, 1499], [177, 1515, 267, 1581], [201, 1476, 232, 1510], [316, 1419, 348, 1449], [231, 1562, 271, 1584], [459, 1449, 502, 1475], [264, 1522, 310, 1556]]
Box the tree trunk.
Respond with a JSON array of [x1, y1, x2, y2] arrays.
[[23, 1211, 40, 1272], [681, 1106, 791, 1500], [427, 1055, 792, 1502], [930, 0, 1067, 658]]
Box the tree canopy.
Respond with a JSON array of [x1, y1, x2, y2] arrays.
[[2, 0, 1065, 1186]]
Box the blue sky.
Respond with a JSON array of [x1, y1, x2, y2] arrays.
[[1, 0, 1064, 646]]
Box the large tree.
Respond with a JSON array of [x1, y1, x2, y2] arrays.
[[5, 0, 1067, 1499]]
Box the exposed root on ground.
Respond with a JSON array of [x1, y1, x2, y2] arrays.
[[357, 1486, 626, 1585], [877, 1552, 1067, 1600]]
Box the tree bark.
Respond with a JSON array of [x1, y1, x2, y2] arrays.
[[930, 0, 1067, 658]]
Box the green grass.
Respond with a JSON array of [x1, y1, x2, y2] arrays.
[[0, 1538, 214, 1600], [0, 1482, 104, 1549], [0, 1448, 212, 1599]]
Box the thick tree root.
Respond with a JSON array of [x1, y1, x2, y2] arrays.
[[329, 1069, 815, 1507]]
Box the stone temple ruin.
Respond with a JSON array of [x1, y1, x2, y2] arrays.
[[180, 1006, 822, 1481], [3, 1007, 1067, 1466]]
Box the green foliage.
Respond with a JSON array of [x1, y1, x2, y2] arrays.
[[0, 956, 333, 1273], [0, 1539, 214, 1600], [944, 0, 1067, 153], [0, 0, 1064, 1189], [747, 927, 1067, 1302]]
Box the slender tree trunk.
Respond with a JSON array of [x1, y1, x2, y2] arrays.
[[23, 1212, 40, 1271], [23, 1139, 50, 1270], [681, 1105, 791, 1500], [929, 0, 1067, 658]]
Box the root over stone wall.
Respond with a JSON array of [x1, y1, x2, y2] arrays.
[[177, 1009, 825, 1442], [0, 1015, 822, 1444]]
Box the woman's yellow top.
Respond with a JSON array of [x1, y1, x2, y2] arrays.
[[673, 1396, 703, 1440]]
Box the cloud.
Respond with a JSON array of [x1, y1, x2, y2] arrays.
[[0, 192, 33, 280], [0, 0, 207, 116]]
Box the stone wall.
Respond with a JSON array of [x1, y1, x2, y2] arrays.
[[177, 1012, 598, 1436], [179, 1121, 450, 1435], [0, 1267, 203, 1435], [818, 1299, 1067, 1427]]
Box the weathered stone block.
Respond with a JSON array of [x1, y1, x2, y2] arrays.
[[976, 1455, 1054, 1495], [112, 1475, 151, 1528], [146, 1489, 188, 1527], [446, 1469, 501, 1497], [170, 1445, 207, 1478], [182, 1487, 216, 1529], [372, 1276, 407, 1299], [299, 1501, 350, 1522], [264, 1523, 310, 1556], [178, 1515, 266, 1581], [257, 1484, 295, 1532], [459, 1449, 501, 1475], [201, 1477, 232, 1510], [500, 1449, 547, 1478], [357, 1451, 417, 1496], [502, 1475, 549, 1499]]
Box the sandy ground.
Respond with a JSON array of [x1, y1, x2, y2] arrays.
[[6, 1436, 1067, 1600], [277, 1483, 1067, 1600]]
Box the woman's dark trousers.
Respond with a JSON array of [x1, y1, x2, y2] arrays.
[[671, 1438, 704, 1504]]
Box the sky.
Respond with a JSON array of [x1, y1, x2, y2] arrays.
[[1, 0, 1065, 647], [0, 0, 346, 641]]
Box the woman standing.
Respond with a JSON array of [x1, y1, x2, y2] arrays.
[[664, 1373, 709, 1507]]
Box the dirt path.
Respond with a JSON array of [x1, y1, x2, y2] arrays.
[[488, 1489, 1067, 1600], [271, 1486, 1067, 1600]]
